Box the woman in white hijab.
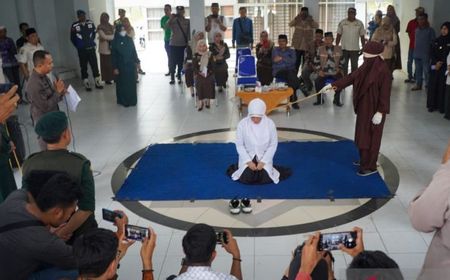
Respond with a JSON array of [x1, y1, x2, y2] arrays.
[[193, 39, 215, 110], [227, 98, 291, 184]]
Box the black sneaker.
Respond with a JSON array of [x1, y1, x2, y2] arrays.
[[169, 80, 175, 85], [240, 198, 252, 213], [229, 199, 241, 214]]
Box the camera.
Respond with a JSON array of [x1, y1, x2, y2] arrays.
[[102, 208, 122, 223], [216, 231, 228, 244], [318, 231, 357, 251]]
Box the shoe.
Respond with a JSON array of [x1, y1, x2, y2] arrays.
[[240, 198, 252, 214], [197, 105, 203, 111], [333, 99, 343, 107], [218, 87, 223, 93], [178, 79, 182, 84], [411, 85, 422, 91], [229, 198, 241, 214], [444, 115, 450, 120], [352, 160, 360, 166], [83, 79, 92, 91], [164, 72, 170, 76], [357, 169, 378, 176], [404, 78, 415, 83], [138, 69, 146, 75], [313, 99, 324, 106], [105, 81, 113, 85], [428, 108, 435, 113], [169, 80, 175, 85], [205, 104, 210, 109], [95, 77, 104, 89], [292, 103, 300, 110]]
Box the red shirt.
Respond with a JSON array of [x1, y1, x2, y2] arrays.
[[406, 19, 419, 49]]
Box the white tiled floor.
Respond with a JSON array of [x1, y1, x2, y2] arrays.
[[13, 43, 450, 279]]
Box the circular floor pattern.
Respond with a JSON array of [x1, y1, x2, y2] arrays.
[[111, 128, 399, 237]]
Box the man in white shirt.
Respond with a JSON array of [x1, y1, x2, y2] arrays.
[[335, 7, 366, 75], [18, 28, 44, 80], [174, 224, 242, 280], [205, 3, 227, 45]]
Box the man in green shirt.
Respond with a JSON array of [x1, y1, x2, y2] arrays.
[[161, 4, 172, 76], [22, 111, 97, 244]]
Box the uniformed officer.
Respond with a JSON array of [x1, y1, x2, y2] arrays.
[[22, 111, 97, 244], [18, 28, 44, 80], [70, 10, 103, 91], [26, 50, 66, 150]]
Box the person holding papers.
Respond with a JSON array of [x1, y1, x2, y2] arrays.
[[227, 98, 291, 185], [25, 50, 66, 150]]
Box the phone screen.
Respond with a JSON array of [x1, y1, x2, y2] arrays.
[[125, 225, 149, 241], [102, 208, 121, 223], [216, 231, 228, 244], [318, 231, 357, 251]]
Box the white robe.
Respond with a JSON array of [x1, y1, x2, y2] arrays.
[[231, 115, 280, 184]]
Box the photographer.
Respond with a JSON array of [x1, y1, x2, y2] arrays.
[[293, 227, 403, 280], [205, 3, 227, 44], [173, 224, 242, 280], [166, 6, 190, 85]]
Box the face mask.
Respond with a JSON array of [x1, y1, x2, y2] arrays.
[[120, 31, 127, 37]]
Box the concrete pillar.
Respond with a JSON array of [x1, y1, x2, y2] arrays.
[[189, 0, 205, 37], [16, 0, 36, 28]]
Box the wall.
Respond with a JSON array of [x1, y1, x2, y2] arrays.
[[0, 0, 20, 40]]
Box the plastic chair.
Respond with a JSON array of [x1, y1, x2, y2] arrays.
[[236, 55, 257, 87], [235, 47, 252, 73]]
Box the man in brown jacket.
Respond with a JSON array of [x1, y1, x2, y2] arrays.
[[289, 7, 318, 73], [330, 41, 391, 176]]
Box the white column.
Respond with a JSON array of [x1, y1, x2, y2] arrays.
[[16, 0, 36, 27], [189, 0, 205, 37]]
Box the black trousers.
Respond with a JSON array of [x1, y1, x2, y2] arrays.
[[275, 69, 301, 102], [3, 66, 22, 98], [342, 50, 360, 75], [315, 74, 343, 103], [170, 45, 186, 80], [295, 50, 305, 74], [77, 48, 100, 80]]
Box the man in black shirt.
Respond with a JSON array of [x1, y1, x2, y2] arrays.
[[16, 22, 29, 49]]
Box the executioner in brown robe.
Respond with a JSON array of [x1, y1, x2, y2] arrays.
[[332, 41, 392, 176]]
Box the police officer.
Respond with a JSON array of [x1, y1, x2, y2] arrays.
[[70, 10, 103, 91], [22, 111, 97, 244]]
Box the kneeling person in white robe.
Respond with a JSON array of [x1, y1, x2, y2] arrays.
[[227, 98, 291, 184]]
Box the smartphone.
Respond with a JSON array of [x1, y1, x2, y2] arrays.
[[125, 224, 149, 241], [102, 208, 122, 223], [318, 231, 357, 251], [216, 231, 228, 244]]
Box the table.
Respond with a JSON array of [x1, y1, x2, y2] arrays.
[[236, 88, 294, 115]]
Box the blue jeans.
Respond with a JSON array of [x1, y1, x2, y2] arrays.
[[414, 57, 429, 87], [407, 48, 414, 80], [164, 40, 171, 72], [28, 267, 78, 280]]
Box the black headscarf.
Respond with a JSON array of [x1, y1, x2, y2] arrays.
[[433, 22, 450, 61]]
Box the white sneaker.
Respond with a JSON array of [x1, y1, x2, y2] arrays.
[[240, 198, 252, 214], [83, 79, 92, 91], [229, 198, 241, 214], [95, 77, 104, 89]]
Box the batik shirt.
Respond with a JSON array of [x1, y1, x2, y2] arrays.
[[0, 37, 18, 68], [175, 266, 238, 280]]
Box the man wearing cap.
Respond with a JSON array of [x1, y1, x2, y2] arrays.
[[22, 111, 97, 244], [326, 41, 391, 176], [289, 7, 319, 73], [336, 7, 366, 75], [18, 28, 44, 80], [70, 9, 103, 92], [26, 50, 66, 150], [272, 34, 303, 109], [166, 6, 190, 84], [114, 9, 126, 26], [0, 26, 22, 101], [205, 3, 227, 45], [405, 7, 425, 84], [313, 32, 344, 106]]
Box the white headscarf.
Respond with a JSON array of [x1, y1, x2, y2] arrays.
[[196, 39, 210, 75], [246, 99, 270, 157]]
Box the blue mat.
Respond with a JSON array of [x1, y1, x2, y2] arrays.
[[115, 141, 391, 201]]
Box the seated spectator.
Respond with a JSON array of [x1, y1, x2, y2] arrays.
[[313, 32, 344, 106], [256, 30, 274, 86], [210, 32, 230, 93], [73, 227, 156, 280], [294, 227, 403, 280], [184, 31, 205, 97], [193, 40, 215, 111], [301, 29, 324, 93], [272, 34, 307, 110], [0, 171, 81, 280], [173, 223, 242, 280], [408, 139, 450, 279], [22, 111, 97, 244]]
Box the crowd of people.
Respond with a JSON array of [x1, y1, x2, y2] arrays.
[[0, 2, 450, 280]]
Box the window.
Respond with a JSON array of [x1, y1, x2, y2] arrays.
[[319, 1, 355, 33]]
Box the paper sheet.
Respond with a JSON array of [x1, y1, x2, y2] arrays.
[[65, 85, 81, 112]]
